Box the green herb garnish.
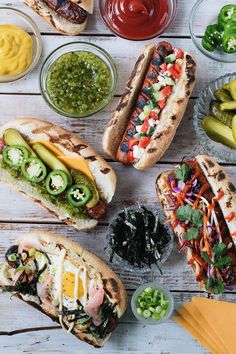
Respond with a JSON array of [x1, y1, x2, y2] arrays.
[[183, 228, 199, 240], [176, 205, 203, 240], [205, 276, 225, 295], [201, 243, 232, 270], [174, 163, 191, 181]]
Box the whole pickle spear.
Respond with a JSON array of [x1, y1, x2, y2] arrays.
[[202, 116, 236, 149], [3, 129, 36, 156], [209, 100, 234, 127], [32, 143, 72, 184]]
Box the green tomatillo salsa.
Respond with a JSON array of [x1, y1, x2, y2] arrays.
[[46, 51, 112, 116]]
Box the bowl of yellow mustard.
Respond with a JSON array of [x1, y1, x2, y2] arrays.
[[0, 8, 42, 83]]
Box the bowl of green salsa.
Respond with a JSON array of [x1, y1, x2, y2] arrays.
[[40, 42, 117, 118]]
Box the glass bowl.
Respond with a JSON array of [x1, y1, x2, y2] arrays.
[[131, 282, 174, 325], [99, 0, 177, 41], [193, 72, 236, 163], [40, 42, 117, 118], [0, 7, 42, 83], [105, 205, 174, 274], [189, 0, 236, 63]]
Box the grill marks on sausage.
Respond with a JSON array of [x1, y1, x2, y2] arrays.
[[42, 0, 87, 24], [185, 55, 196, 86], [228, 182, 236, 193], [186, 160, 236, 284], [100, 168, 111, 174]]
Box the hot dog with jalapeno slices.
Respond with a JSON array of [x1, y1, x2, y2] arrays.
[[0, 118, 116, 230], [103, 42, 197, 170], [156, 155, 236, 295]]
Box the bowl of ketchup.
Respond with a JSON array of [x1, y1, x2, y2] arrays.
[[99, 0, 177, 41]]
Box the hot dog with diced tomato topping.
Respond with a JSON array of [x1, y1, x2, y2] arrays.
[[102, 42, 197, 170]]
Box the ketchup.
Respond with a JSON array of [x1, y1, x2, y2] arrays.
[[101, 0, 174, 40]]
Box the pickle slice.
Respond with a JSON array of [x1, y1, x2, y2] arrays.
[[232, 115, 236, 143], [202, 116, 236, 149]]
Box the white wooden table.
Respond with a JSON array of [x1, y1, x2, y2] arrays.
[[0, 1, 235, 353]]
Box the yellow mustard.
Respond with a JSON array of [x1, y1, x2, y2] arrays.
[[0, 24, 33, 76]]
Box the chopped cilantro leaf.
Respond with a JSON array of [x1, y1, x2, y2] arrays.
[[174, 163, 191, 181]]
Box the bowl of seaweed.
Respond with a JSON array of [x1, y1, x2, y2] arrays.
[[106, 205, 174, 274]]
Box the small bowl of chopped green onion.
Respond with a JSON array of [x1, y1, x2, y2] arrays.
[[131, 283, 174, 325]]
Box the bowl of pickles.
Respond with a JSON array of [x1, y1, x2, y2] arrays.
[[194, 73, 236, 162]]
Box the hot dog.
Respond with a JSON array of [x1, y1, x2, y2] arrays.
[[156, 155, 236, 294], [103, 42, 197, 170], [22, 0, 93, 35]]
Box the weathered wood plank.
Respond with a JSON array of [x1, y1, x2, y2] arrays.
[[0, 36, 234, 95], [0, 163, 235, 223], [0, 95, 203, 161], [0, 291, 234, 332], [1, 0, 197, 36], [0, 223, 236, 293], [1, 292, 234, 353]]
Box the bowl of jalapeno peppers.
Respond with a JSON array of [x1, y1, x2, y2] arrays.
[[190, 0, 236, 62], [194, 72, 236, 162]]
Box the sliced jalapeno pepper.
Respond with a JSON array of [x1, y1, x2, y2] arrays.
[[67, 184, 92, 207], [21, 157, 47, 183], [205, 24, 223, 44], [222, 31, 236, 53], [218, 4, 236, 29], [2, 145, 29, 168], [46, 170, 68, 195], [202, 36, 216, 52]]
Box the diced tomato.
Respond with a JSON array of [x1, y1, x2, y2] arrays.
[[150, 111, 159, 120], [158, 99, 166, 110], [161, 85, 172, 97], [160, 63, 167, 73], [141, 121, 149, 133], [174, 62, 181, 74], [139, 136, 151, 148], [127, 151, 136, 163], [174, 48, 184, 59], [168, 66, 181, 79], [128, 137, 139, 149]]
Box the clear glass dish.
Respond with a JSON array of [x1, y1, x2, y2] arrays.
[[105, 205, 174, 274], [189, 0, 236, 63], [99, 0, 177, 41], [40, 42, 117, 118], [193, 72, 236, 163], [0, 7, 42, 83], [131, 282, 174, 325]]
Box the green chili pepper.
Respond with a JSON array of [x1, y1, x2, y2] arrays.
[[222, 30, 236, 53], [205, 24, 223, 44], [218, 4, 236, 29], [67, 184, 92, 207], [202, 36, 216, 52], [46, 170, 68, 195], [21, 157, 47, 183], [2, 145, 29, 168]]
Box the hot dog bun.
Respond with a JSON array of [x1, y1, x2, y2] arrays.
[[0, 232, 127, 347], [23, 0, 93, 35], [102, 42, 197, 170], [156, 155, 236, 292], [0, 118, 116, 230]]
